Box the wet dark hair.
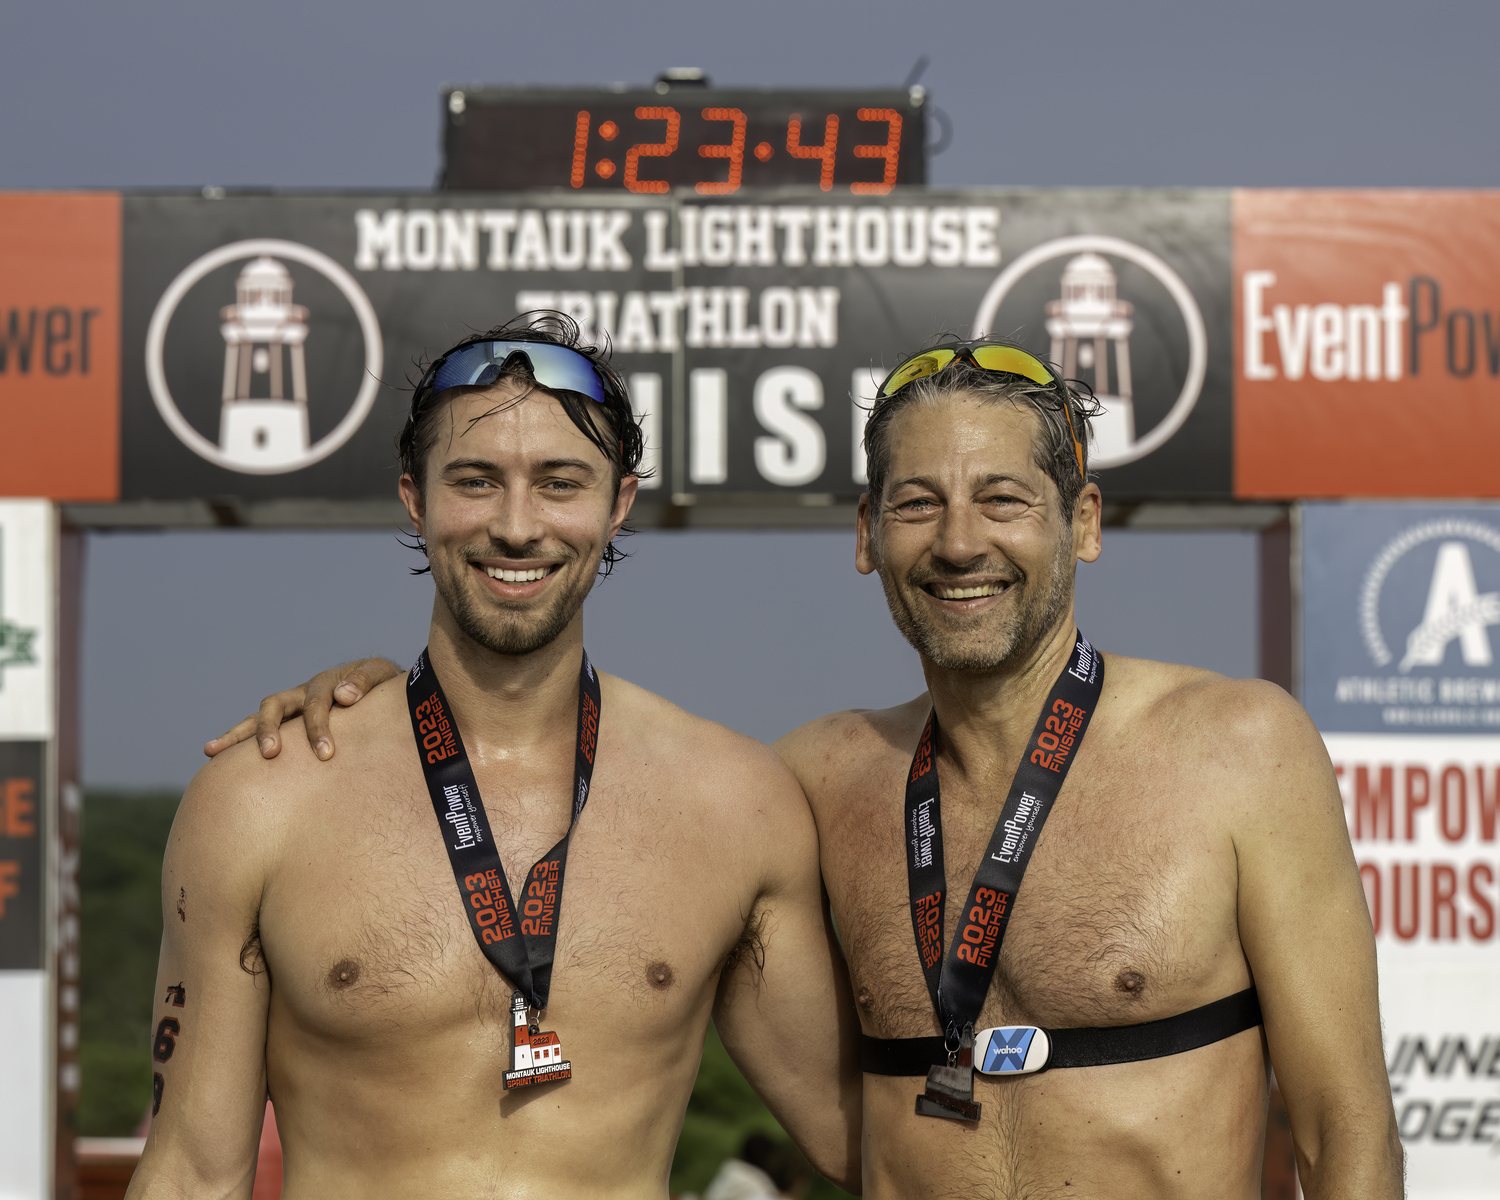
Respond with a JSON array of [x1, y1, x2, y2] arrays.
[[862, 338, 1102, 518], [398, 311, 650, 576]]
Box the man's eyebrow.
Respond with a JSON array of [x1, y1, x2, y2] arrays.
[[888, 471, 1031, 490], [538, 457, 599, 473], [440, 457, 498, 474]]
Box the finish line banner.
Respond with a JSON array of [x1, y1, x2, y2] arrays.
[[1301, 501, 1500, 1197], [3, 188, 1233, 505], [10, 187, 1500, 510]]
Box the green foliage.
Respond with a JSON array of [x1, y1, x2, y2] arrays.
[[79, 790, 852, 1198], [79, 790, 182, 1136]]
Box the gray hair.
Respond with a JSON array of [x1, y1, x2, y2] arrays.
[[862, 350, 1101, 517]]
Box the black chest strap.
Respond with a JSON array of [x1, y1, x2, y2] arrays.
[[860, 985, 1262, 1076]]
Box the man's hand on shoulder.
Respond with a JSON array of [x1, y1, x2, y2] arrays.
[[203, 657, 402, 762]]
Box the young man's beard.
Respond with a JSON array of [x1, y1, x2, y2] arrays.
[[876, 526, 1075, 673], [433, 547, 595, 657]]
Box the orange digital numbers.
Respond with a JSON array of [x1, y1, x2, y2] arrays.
[[570, 111, 590, 189], [787, 114, 839, 191], [851, 108, 902, 194], [624, 107, 680, 194], [696, 107, 746, 195]]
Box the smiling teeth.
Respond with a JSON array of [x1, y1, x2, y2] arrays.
[[933, 584, 1004, 600], [486, 566, 549, 583]]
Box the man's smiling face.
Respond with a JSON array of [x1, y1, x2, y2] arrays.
[[400, 379, 636, 657], [857, 392, 1100, 674]]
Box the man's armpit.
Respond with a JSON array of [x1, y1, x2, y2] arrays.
[[239, 923, 267, 977]]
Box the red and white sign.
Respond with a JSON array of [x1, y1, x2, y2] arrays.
[[1329, 733, 1500, 1197], [1234, 191, 1500, 499]]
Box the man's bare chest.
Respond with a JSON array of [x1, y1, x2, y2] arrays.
[[819, 745, 1242, 1038], [256, 767, 750, 1048]]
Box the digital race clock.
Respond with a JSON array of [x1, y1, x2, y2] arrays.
[[440, 86, 927, 194]]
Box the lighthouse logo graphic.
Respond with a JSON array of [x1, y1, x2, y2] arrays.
[[145, 238, 384, 476], [503, 991, 572, 1090], [972, 234, 1207, 470]]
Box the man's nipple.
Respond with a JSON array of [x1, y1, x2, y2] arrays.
[[1113, 970, 1146, 997], [328, 959, 361, 990]]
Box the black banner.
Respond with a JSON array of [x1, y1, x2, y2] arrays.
[[120, 188, 1232, 504]]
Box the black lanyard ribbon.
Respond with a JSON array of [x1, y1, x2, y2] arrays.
[[906, 633, 1103, 1043], [407, 646, 600, 1013]]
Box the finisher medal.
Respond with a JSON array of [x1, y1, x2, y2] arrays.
[[407, 646, 601, 1092]]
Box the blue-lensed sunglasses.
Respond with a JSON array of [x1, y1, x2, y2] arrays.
[[412, 340, 616, 417]]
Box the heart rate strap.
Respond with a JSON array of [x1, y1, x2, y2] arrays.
[[905, 633, 1103, 1042], [407, 646, 600, 1013], [859, 987, 1263, 1076]]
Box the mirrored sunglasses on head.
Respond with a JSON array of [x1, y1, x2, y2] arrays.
[[413, 340, 614, 417], [875, 342, 1086, 482]]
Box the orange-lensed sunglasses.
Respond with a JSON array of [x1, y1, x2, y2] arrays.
[[875, 343, 1086, 482]]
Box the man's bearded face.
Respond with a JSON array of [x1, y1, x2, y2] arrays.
[[862, 394, 1080, 674]]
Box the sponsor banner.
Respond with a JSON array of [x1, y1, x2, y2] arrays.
[[0, 501, 55, 740], [0, 740, 45, 971], [1235, 190, 1500, 500], [1328, 733, 1499, 1197], [1305, 501, 1500, 1195], [120, 189, 1231, 501], [1301, 502, 1500, 735], [0, 192, 121, 501]]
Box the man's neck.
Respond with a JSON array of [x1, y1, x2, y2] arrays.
[[424, 606, 585, 761], [922, 617, 1080, 785]]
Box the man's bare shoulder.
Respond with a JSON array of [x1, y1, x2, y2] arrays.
[[1100, 653, 1332, 810], [774, 695, 930, 796], [1102, 653, 1314, 745], [600, 672, 808, 818], [189, 676, 413, 813]]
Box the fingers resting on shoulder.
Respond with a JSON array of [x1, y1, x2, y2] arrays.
[[201, 658, 404, 762]]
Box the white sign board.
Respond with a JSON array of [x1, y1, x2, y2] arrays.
[[1302, 503, 1500, 1198]]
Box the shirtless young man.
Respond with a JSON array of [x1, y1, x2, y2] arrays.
[[131, 318, 860, 1200], [223, 342, 1403, 1198]]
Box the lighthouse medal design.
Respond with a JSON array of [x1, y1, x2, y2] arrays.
[[503, 991, 572, 1090]]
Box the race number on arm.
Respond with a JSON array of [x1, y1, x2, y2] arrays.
[[126, 750, 279, 1200]]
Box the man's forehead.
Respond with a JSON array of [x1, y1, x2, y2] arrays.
[[885, 393, 1045, 479], [434, 384, 608, 462]]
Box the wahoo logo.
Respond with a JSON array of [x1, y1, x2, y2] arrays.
[[975, 1025, 1051, 1075], [409, 654, 425, 684]]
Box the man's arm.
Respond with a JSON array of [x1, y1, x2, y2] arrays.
[[203, 658, 399, 761], [711, 758, 863, 1194], [125, 755, 277, 1199], [1228, 683, 1403, 1200]]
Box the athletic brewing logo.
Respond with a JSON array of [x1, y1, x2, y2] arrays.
[[972, 236, 1207, 469], [145, 239, 383, 475], [1335, 518, 1500, 729], [1359, 520, 1500, 674], [0, 532, 37, 692]]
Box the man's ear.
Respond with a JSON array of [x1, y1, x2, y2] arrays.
[[856, 491, 878, 576], [399, 474, 425, 535], [609, 474, 639, 539], [1074, 481, 1103, 564]]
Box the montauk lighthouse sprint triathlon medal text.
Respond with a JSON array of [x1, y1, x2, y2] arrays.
[[904, 633, 1102, 1121], [407, 648, 602, 1090]]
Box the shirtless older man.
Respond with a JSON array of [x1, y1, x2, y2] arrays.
[[133, 317, 860, 1200], [221, 341, 1402, 1198]]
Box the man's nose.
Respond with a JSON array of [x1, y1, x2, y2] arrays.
[[487, 485, 547, 550], [930, 499, 990, 569]]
